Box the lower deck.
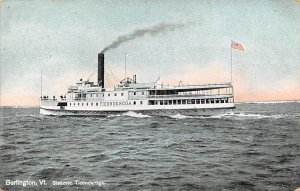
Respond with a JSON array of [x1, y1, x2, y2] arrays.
[[42, 96, 233, 108], [40, 106, 235, 116], [40, 96, 235, 116]]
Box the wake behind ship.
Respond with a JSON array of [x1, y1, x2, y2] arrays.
[[40, 53, 235, 116]]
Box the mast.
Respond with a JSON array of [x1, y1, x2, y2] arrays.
[[41, 69, 43, 99], [231, 45, 233, 83], [230, 40, 244, 84], [124, 53, 128, 80]]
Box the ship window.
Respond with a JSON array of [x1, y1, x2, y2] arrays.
[[178, 100, 182, 104], [196, 99, 200, 104], [74, 103, 75, 106], [108, 93, 110, 97], [206, 99, 210, 104], [160, 101, 163, 105], [82, 103, 84, 106], [187, 100, 191, 104], [191, 99, 195, 104], [133, 101, 136, 105], [168, 100, 172, 105], [86, 103, 88, 106], [70, 103, 71, 106], [91, 103, 93, 106], [201, 99, 205, 104], [114, 93, 117, 96], [78, 103, 80, 106], [142, 92, 144, 95], [121, 93, 124, 96], [133, 92, 136, 95], [164, 100, 168, 105], [140, 101, 143, 105], [216, 99, 220, 103], [182, 100, 186, 104], [96, 103, 98, 106], [211, 99, 215, 104], [173, 100, 176, 105], [225, 98, 228, 103], [221, 99, 224, 103]]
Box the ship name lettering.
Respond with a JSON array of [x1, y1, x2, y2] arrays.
[[100, 101, 129, 106]]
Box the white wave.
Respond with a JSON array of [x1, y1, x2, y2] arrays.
[[169, 114, 219, 119], [230, 138, 244, 143], [170, 114, 191, 119], [123, 111, 151, 118], [223, 112, 288, 119], [170, 112, 265, 119], [270, 114, 289, 119], [207, 112, 234, 119], [107, 114, 122, 118], [0, 138, 4, 146], [234, 113, 265, 118]]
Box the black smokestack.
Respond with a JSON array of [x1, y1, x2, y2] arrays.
[[101, 21, 191, 53], [98, 53, 104, 88]]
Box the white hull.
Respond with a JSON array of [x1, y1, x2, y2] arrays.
[[40, 106, 235, 117]]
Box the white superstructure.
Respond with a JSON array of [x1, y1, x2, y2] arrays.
[[40, 53, 235, 116]]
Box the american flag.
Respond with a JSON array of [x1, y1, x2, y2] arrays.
[[231, 40, 244, 51]]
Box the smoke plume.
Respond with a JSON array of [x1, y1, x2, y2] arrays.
[[101, 22, 189, 53]]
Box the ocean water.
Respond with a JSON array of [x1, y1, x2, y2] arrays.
[[0, 102, 299, 191]]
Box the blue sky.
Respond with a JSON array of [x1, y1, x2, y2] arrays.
[[1, 0, 300, 105]]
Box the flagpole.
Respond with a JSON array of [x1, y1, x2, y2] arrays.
[[230, 45, 233, 83], [124, 53, 127, 79], [41, 69, 43, 100]]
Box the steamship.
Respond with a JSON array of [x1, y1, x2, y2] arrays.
[[40, 53, 235, 116]]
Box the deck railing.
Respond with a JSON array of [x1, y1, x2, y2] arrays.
[[65, 94, 234, 101], [148, 93, 233, 99], [41, 98, 66, 101], [155, 82, 232, 89]]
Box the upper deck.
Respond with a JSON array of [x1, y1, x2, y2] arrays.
[[41, 79, 233, 103], [150, 82, 232, 91]]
